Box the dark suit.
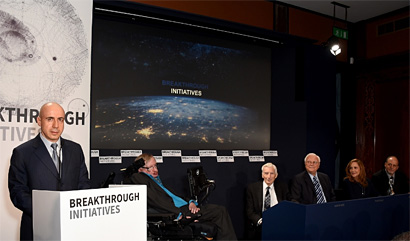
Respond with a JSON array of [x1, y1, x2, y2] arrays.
[[8, 134, 90, 240], [245, 180, 288, 240], [289, 171, 336, 204], [130, 172, 237, 240], [341, 178, 379, 200], [372, 169, 409, 195]]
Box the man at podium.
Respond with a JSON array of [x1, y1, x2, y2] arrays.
[[8, 102, 90, 240], [289, 153, 336, 204]]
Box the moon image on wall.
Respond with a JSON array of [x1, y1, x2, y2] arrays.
[[0, 0, 88, 108]]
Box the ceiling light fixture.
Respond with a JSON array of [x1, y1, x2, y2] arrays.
[[326, 1, 349, 56], [328, 36, 341, 56]]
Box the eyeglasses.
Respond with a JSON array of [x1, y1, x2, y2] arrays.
[[142, 164, 158, 171], [306, 161, 319, 165]]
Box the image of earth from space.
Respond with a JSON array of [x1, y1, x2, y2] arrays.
[[92, 96, 263, 149]]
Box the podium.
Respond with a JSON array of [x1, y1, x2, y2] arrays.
[[33, 185, 146, 240], [262, 194, 409, 240]]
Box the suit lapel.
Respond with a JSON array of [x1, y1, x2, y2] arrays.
[[303, 171, 316, 202], [317, 173, 329, 200], [257, 181, 263, 211], [303, 171, 314, 190], [317, 173, 324, 188], [33, 135, 59, 178], [60, 138, 70, 180], [148, 174, 177, 199], [273, 181, 281, 202]]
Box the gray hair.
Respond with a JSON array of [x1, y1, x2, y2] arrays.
[[304, 153, 321, 163], [261, 162, 278, 175]]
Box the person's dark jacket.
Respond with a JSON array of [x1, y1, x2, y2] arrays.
[[289, 171, 336, 204], [341, 178, 379, 200], [372, 169, 409, 195]]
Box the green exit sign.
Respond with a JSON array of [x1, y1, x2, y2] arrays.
[[333, 27, 348, 40]]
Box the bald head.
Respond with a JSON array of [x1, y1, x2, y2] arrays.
[[37, 102, 65, 142], [385, 156, 399, 176]]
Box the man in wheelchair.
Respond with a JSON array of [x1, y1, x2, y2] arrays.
[[125, 153, 237, 240]]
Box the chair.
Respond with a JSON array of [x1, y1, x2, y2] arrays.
[[147, 208, 217, 240], [187, 166, 216, 205], [147, 209, 193, 240], [121, 163, 218, 240]]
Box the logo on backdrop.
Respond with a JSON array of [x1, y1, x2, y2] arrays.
[[162, 80, 208, 97], [0, 98, 88, 142], [1, 1, 92, 240], [69, 192, 140, 220]]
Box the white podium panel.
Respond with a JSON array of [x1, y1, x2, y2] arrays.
[[33, 185, 146, 240]]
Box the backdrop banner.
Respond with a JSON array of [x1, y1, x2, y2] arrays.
[[0, 0, 93, 240]]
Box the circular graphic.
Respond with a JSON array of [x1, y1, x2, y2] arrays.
[[0, 0, 88, 108], [68, 98, 90, 117]]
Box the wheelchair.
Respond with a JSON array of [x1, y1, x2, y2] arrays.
[[104, 164, 217, 240], [147, 207, 217, 241]]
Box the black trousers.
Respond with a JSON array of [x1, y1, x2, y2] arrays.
[[191, 203, 237, 241]]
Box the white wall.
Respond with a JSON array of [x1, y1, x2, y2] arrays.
[[0, 0, 93, 240]]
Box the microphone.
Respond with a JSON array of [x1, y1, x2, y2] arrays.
[[101, 172, 116, 188]]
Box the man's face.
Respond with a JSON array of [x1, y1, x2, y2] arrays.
[[140, 157, 159, 178], [262, 166, 277, 186], [305, 154, 320, 175], [37, 103, 65, 142], [385, 157, 399, 176]]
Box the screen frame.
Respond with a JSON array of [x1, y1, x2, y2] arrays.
[[90, 1, 315, 151]]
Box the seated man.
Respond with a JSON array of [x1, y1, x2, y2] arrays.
[[127, 153, 237, 241], [245, 162, 288, 240], [372, 156, 409, 195], [289, 153, 336, 204]]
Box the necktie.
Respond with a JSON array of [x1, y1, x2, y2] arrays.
[[313, 176, 325, 203], [264, 186, 271, 211], [388, 176, 395, 195], [51, 143, 59, 173]]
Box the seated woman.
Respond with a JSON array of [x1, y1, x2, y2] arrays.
[[342, 159, 379, 200]]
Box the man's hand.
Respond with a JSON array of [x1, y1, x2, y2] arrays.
[[188, 202, 200, 214], [257, 218, 263, 226]]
